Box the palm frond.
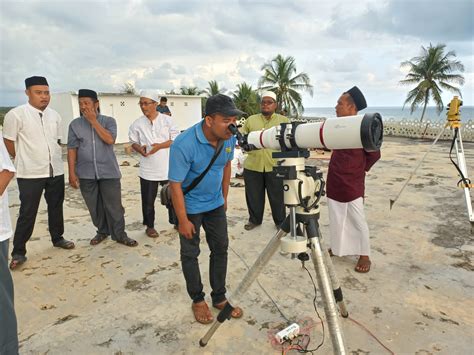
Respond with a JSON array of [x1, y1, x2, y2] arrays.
[[259, 54, 313, 116], [399, 43, 464, 113]]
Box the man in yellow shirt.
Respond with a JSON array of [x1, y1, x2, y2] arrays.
[[241, 91, 289, 230]]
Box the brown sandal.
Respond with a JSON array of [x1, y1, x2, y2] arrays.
[[116, 236, 138, 247], [355, 257, 371, 273], [213, 300, 243, 319], [90, 234, 108, 245], [192, 301, 214, 324], [145, 228, 159, 238]]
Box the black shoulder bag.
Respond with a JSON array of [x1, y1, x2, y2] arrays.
[[160, 140, 224, 207]]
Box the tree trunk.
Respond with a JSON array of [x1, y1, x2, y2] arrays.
[[419, 92, 429, 122]]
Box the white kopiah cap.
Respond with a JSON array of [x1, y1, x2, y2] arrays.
[[139, 90, 159, 102], [261, 91, 277, 101]]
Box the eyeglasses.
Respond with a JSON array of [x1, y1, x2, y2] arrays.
[[261, 100, 275, 105], [138, 101, 155, 107]]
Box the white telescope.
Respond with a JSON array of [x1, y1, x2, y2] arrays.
[[247, 113, 383, 152]]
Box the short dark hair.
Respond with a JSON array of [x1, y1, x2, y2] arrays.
[[344, 93, 356, 108], [160, 97, 167, 102]]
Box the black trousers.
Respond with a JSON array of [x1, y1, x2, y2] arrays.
[[79, 178, 127, 241], [243, 168, 286, 226], [0, 240, 18, 355], [140, 178, 173, 228], [12, 175, 65, 257], [179, 205, 228, 305]]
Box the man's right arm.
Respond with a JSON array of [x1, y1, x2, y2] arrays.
[[3, 111, 18, 158], [3, 139, 15, 158], [129, 123, 146, 156], [0, 169, 14, 196], [0, 138, 15, 195], [170, 181, 195, 239], [168, 142, 196, 239], [67, 148, 79, 188], [131, 143, 146, 156]]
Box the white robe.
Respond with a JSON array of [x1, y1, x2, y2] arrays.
[[327, 197, 370, 256]]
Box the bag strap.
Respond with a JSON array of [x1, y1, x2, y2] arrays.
[[183, 139, 225, 195]]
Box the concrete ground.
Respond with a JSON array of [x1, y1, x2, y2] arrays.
[[6, 137, 473, 354]]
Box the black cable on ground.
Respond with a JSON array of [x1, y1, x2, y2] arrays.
[[298, 263, 324, 353], [231, 246, 395, 354], [229, 246, 290, 323]]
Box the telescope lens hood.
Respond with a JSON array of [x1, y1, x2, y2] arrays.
[[360, 113, 383, 151]]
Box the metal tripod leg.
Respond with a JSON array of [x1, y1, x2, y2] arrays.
[[306, 221, 347, 354], [453, 129, 474, 231], [199, 227, 287, 347], [319, 230, 349, 318], [302, 216, 349, 318]]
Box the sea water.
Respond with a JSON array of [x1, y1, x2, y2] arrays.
[[303, 106, 474, 122]]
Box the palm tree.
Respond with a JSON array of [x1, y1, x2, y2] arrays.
[[258, 54, 313, 117], [205, 80, 224, 97], [233, 83, 260, 117], [179, 86, 203, 95], [120, 82, 136, 94], [400, 43, 465, 122]]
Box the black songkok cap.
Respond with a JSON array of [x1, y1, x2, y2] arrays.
[[25, 76, 49, 88], [78, 89, 98, 100], [205, 94, 245, 116], [345, 86, 367, 111]]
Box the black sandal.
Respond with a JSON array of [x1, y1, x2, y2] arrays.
[[90, 234, 108, 245], [116, 236, 138, 247], [53, 239, 75, 249], [9, 255, 27, 270]]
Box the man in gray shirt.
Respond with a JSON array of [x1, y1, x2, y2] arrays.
[[67, 89, 137, 247]]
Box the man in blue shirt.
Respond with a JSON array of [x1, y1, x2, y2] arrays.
[[169, 94, 243, 324], [156, 96, 172, 116]]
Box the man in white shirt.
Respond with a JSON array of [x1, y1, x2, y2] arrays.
[[129, 90, 180, 237], [0, 135, 18, 354], [3, 76, 75, 270]]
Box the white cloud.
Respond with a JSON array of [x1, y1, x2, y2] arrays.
[[0, 0, 472, 107]]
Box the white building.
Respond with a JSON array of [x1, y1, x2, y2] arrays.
[[49, 92, 203, 143]]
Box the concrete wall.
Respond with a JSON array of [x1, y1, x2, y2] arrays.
[[50, 93, 202, 144], [49, 92, 79, 144], [98, 95, 142, 143], [165, 95, 202, 131]]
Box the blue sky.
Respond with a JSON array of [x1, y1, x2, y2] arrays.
[[0, 0, 472, 108]]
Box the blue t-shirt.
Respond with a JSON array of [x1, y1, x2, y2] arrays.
[[169, 121, 236, 214], [157, 105, 171, 114]]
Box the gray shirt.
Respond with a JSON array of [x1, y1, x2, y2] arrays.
[[67, 115, 121, 179]]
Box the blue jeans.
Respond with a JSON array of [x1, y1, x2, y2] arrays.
[[179, 205, 228, 305]]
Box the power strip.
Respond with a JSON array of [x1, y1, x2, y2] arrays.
[[275, 323, 300, 344]]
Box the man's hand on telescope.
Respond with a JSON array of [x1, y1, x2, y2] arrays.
[[178, 218, 196, 240], [241, 143, 256, 152]]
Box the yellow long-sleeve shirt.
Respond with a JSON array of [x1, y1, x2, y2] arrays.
[[241, 113, 289, 172]]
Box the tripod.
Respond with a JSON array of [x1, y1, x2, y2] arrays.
[[390, 96, 473, 232], [200, 150, 349, 354]]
